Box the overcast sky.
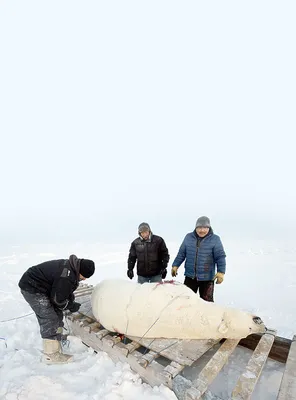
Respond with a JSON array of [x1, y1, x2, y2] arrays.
[[0, 1, 295, 244]]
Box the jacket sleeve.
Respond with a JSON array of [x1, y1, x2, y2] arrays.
[[172, 237, 187, 267], [127, 242, 137, 270], [213, 237, 226, 274], [68, 292, 75, 305], [50, 267, 76, 309], [159, 238, 170, 268]]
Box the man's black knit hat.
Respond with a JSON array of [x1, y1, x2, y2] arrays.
[[80, 259, 95, 278]]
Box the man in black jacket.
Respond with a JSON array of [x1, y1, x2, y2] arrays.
[[127, 223, 170, 283], [18, 254, 95, 364]]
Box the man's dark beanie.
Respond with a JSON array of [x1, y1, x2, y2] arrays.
[[80, 259, 95, 278]]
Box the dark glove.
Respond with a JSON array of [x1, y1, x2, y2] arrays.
[[161, 268, 167, 279], [127, 269, 134, 279], [67, 302, 81, 313]]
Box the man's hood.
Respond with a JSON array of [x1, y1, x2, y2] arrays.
[[68, 254, 81, 278]]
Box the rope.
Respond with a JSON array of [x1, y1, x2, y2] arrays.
[[0, 312, 34, 323], [136, 292, 186, 341]]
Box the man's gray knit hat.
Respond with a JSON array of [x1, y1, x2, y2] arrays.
[[195, 216, 211, 228], [138, 222, 151, 233]]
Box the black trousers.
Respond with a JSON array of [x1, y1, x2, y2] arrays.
[[21, 290, 64, 340], [184, 277, 214, 302]]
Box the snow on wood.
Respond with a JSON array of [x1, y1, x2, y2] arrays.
[[185, 338, 240, 399], [277, 334, 296, 400], [231, 329, 276, 400]]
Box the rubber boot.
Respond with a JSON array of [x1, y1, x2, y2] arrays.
[[42, 339, 73, 364]]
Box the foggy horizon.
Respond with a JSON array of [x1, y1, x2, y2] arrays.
[[1, 1, 295, 247]]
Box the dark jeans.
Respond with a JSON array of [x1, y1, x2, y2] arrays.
[[184, 277, 214, 302], [137, 274, 162, 284], [21, 290, 64, 339]]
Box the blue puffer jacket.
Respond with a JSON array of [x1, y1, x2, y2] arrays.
[[172, 230, 226, 280]]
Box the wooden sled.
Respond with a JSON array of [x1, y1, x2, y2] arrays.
[[64, 284, 296, 400]]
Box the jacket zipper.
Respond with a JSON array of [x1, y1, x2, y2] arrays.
[[144, 242, 148, 271], [194, 235, 211, 278]]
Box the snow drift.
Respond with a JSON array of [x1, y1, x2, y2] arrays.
[[91, 279, 266, 340]]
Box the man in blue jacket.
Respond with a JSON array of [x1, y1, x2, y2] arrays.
[[171, 216, 226, 302]]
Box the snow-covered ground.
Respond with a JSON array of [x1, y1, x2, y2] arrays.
[[0, 240, 295, 399]]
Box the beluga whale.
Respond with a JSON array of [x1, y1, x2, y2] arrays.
[[91, 279, 266, 340]]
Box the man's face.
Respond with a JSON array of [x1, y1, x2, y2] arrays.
[[79, 274, 86, 281], [140, 230, 150, 240], [196, 226, 210, 237]]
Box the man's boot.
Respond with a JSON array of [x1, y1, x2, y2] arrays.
[[42, 339, 73, 364]]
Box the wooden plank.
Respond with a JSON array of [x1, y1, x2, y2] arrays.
[[164, 361, 185, 378], [138, 350, 159, 367], [277, 334, 296, 400], [75, 290, 94, 298], [67, 312, 83, 321], [185, 339, 240, 400], [79, 316, 94, 327], [117, 341, 142, 357], [102, 334, 119, 347], [75, 285, 92, 292], [95, 329, 110, 340], [75, 284, 93, 291], [239, 333, 292, 363], [159, 361, 185, 387], [127, 336, 218, 366], [231, 329, 276, 400], [74, 290, 92, 297], [125, 341, 142, 354], [67, 317, 167, 388], [88, 322, 102, 332]]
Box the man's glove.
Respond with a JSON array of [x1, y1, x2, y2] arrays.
[[127, 269, 134, 279], [67, 302, 81, 312], [171, 266, 178, 277], [161, 268, 167, 279], [213, 272, 224, 284]]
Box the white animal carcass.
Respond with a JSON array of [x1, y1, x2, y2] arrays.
[[91, 279, 266, 340]]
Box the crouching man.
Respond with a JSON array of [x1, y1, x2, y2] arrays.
[[18, 254, 95, 364]]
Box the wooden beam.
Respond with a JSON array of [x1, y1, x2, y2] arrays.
[[138, 350, 159, 368], [126, 336, 218, 366], [75, 290, 94, 298], [67, 317, 168, 388], [277, 334, 296, 400], [185, 339, 240, 400], [239, 333, 291, 363], [159, 361, 185, 388], [231, 329, 276, 400]]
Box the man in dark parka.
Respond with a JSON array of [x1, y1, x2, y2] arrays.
[[19, 254, 95, 364]]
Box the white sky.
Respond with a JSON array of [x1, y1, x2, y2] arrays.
[[0, 1, 295, 244]]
